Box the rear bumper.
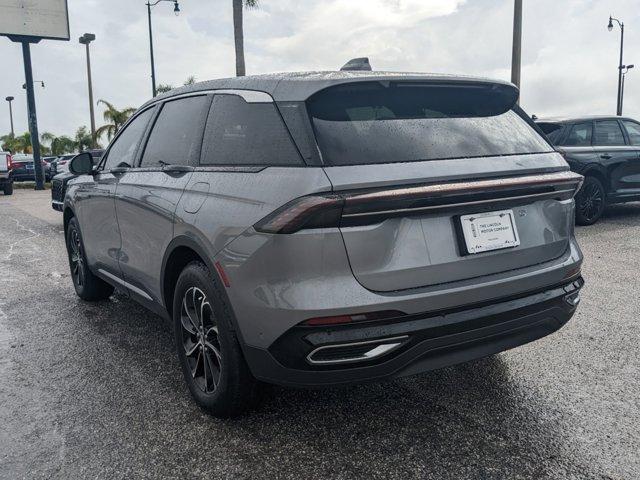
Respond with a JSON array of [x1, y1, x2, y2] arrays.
[[244, 277, 583, 387]]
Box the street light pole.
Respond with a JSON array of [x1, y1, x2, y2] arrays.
[[620, 65, 634, 116], [5, 96, 14, 137], [608, 16, 625, 116], [146, 0, 180, 97], [511, 0, 523, 94], [79, 33, 97, 149]]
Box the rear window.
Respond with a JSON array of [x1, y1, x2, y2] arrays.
[[536, 122, 563, 144], [307, 82, 552, 166]]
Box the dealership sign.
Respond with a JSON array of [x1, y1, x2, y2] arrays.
[[0, 0, 70, 41]]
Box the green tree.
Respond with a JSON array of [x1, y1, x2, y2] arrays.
[[75, 126, 93, 151], [233, 0, 258, 77], [41, 132, 79, 155], [95, 100, 136, 141], [156, 76, 197, 94], [1, 132, 33, 154]]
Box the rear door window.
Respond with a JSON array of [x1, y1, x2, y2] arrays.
[[562, 122, 593, 146], [307, 82, 552, 166], [200, 94, 303, 166], [140, 95, 211, 167], [622, 120, 640, 146], [594, 120, 626, 146]]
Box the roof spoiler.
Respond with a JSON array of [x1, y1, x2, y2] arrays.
[[340, 57, 372, 71]]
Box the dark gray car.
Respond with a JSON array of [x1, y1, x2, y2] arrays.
[[63, 71, 585, 416], [536, 116, 640, 224]]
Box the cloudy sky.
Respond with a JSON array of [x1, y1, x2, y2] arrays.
[[0, 0, 638, 141]]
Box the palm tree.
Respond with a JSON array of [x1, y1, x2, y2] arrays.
[[155, 77, 197, 94], [75, 126, 94, 152], [233, 0, 258, 77], [40, 132, 78, 156], [1, 132, 33, 154], [96, 100, 136, 142]]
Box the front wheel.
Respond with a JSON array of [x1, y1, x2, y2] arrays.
[[66, 217, 114, 301], [575, 176, 606, 226], [173, 261, 259, 417]]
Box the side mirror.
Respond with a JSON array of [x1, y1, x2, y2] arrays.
[[69, 152, 94, 175]]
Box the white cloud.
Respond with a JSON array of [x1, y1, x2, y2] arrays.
[[0, 0, 639, 140]]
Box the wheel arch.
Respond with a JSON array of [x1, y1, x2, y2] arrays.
[[63, 206, 75, 234], [161, 236, 219, 316], [580, 165, 610, 193]]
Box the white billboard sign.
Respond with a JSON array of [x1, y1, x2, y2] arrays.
[[0, 0, 70, 41]]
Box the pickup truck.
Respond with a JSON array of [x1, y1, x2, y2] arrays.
[[0, 151, 13, 195]]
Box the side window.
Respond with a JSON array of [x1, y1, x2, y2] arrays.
[[200, 94, 303, 166], [140, 95, 211, 167], [562, 123, 592, 146], [102, 108, 154, 170], [622, 120, 640, 146], [594, 120, 625, 146]]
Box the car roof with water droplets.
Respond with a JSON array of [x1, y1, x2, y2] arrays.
[[141, 71, 516, 107]]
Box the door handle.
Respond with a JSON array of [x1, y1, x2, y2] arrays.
[[600, 154, 612, 160], [162, 165, 194, 174]]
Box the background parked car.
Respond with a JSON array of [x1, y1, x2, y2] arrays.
[[51, 149, 104, 211], [9, 154, 50, 182], [50, 154, 77, 176], [536, 116, 640, 225], [0, 151, 13, 195]]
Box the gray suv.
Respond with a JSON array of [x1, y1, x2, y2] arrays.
[[64, 72, 584, 416]]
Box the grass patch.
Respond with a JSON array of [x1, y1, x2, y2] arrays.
[[13, 182, 52, 190]]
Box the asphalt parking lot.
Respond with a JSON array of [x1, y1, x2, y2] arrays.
[[1, 189, 639, 480]]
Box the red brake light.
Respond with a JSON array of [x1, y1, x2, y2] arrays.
[[6, 154, 11, 170], [302, 310, 405, 326]]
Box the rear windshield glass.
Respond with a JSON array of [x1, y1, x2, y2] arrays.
[[307, 82, 552, 166]]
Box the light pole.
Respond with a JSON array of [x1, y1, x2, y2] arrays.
[[511, 0, 523, 93], [146, 0, 180, 97], [608, 16, 625, 116], [620, 64, 634, 116], [5, 96, 14, 137], [79, 33, 97, 149]]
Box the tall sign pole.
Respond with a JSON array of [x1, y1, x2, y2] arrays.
[[511, 0, 523, 96], [21, 41, 45, 189], [1, 0, 70, 189]]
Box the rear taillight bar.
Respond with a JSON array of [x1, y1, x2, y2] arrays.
[[254, 171, 584, 234]]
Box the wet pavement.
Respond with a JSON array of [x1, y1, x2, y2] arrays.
[[1, 189, 639, 479]]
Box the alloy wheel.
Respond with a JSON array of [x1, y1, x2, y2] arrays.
[[69, 228, 85, 287], [180, 287, 222, 394], [577, 181, 604, 223]]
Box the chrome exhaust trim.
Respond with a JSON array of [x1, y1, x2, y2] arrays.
[[306, 335, 409, 365]]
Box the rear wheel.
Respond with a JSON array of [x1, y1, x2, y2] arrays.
[[3, 181, 13, 195], [66, 217, 114, 301], [575, 176, 605, 226], [173, 261, 259, 417]]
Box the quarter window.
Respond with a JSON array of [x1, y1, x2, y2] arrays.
[[594, 120, 625, 146], [622, 120, 640, 146], [563, 123, 592, 146], [200, 94, 303, 166], [102, 108, 154, 170], [140, 95, 211, 167]]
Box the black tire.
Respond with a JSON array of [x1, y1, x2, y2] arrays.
[[575, 176, 606, 226], [3, 182, 13, 195], [173, 261, 259, 417], [65, 217, 114, 301]]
